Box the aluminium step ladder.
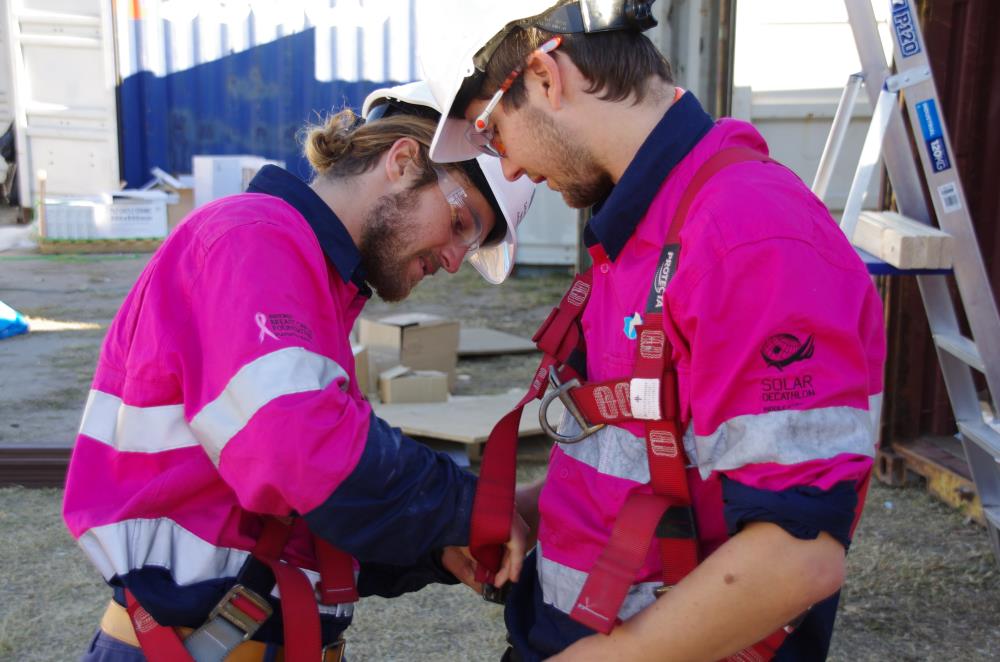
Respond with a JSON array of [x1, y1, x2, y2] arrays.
[[811, 0, 1000, 567]]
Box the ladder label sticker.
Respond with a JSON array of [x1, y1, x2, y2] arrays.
[[892, 0, 922, 58], [915, 99, 952, 173], [937, 182, 962, 214]]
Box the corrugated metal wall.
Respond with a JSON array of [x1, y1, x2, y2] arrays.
[[883, 0, 1000, 440], [116, 0, 423, 187]]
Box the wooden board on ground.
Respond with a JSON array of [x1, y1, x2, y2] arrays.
[[458, 327, 537, 357], [372, 388, 563, 460], [38, 239, 163, 255], [876, 436, 984, 525]]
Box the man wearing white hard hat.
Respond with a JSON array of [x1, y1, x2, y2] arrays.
[[64, 83, 530, 662], [419, 1, 886, 660]]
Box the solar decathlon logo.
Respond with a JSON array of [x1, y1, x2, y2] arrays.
[[760, 333, 814, 371]]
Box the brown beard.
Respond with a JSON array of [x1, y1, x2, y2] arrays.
[[358, 188, 425, 302], [521, 104, 613, 209]]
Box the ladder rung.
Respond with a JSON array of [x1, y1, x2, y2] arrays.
[[934, 333, 985, 372], [985, 506, 1000, 530], [957, 420, 1000, 459]]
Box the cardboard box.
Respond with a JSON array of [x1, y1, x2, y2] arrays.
[[378, 365, 449, 404], [352, 344, 374, 395], [359, 313, 460, 389], [146, 168, 195, 233]]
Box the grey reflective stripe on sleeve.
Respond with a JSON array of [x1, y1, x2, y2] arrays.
[[692, 403, 877, 479], [537, 543, 659, 621], [78, 390, 199, 453], [191, 346, 349, 464]]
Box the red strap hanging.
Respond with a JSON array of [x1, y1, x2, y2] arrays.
[[125, 590, 195, 662], [251, 518, 321, 662], [314, 538, 359, 605], [469, 271, 593, 584]]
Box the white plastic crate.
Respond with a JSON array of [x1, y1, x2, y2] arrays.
[[44, 190, 169, 240]]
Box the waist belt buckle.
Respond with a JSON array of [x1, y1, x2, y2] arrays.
[[206, 584, 273, 642], [539, 366, 604, 444]]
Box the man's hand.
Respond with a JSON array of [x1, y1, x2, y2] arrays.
[[492, 509, 529, 587], [441, 546, 482, 593], [443, 505, 530, 597]]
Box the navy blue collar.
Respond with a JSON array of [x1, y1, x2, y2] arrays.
[[247, 165, 371, 297], [585, 91, 715, 261]]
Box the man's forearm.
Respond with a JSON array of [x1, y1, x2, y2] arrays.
[[552, 521, 846, 662]]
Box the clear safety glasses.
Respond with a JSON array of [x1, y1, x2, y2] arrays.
[[433, 166, 488, 255], [467, 36, 562, 158]]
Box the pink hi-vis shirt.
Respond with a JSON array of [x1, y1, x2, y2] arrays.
[[62, 166, 475, 638], [515, 93, 885, 659]]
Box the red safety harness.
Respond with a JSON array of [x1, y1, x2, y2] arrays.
[[125, 517, 357, 662], [471, 148, 791, 661]]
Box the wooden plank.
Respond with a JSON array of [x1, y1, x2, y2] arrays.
[[458, 327, 537, 357], [372, 389, 563, 445], [892, 438, 984, 525], [37, 238, 162, 254], [853, 211, 953, 269], [0, 445, 70, 487]]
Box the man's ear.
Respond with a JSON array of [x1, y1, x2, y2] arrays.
[[383, 137, 420, 184], [524, 50, 563, 111]]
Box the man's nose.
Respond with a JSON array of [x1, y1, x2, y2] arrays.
[[501, 158, 526, 182], [439, 242, 466, 274]]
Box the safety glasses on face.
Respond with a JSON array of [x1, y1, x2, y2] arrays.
[[467, 36, 562, 158], [433, 166, 487, 255]]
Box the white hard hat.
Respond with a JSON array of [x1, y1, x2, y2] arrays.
[[419, 0, 555, 163], [418, 0, 659, 163], [362, 81, 536, 284]]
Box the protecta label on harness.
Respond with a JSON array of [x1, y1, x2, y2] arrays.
[[645, 243, 680, 313]]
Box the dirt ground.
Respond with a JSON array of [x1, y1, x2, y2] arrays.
[[1, 227, 999, 660]]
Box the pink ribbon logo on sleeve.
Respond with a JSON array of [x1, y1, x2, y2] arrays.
[[256, 312, 278, 343]]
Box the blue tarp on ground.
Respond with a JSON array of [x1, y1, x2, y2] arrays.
[[0, 300, 28, 339], [119, 28, 400, 188]]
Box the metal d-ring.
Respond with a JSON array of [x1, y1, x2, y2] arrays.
[[538, 366, 605, 444]]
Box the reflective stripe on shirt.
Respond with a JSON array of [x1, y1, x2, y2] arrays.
[[79, 391, 198, 453], [79, 517, 355, 617], [78, 347, 349, 462], [555, 395, 880, 481], [191, 346, 349, 464], [537, 542, 660, 622]]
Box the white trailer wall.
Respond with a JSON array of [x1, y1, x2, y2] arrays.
[[734, 0, 894, 217], [2, 0, 120, 209]]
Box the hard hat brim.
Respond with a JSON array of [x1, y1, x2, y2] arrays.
[[430, 114, 483, 163]]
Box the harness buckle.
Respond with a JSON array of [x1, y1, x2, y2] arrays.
[[538, 366, 605, 444], [206, 584, 273, 640], [481, 582, 511, 604]]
